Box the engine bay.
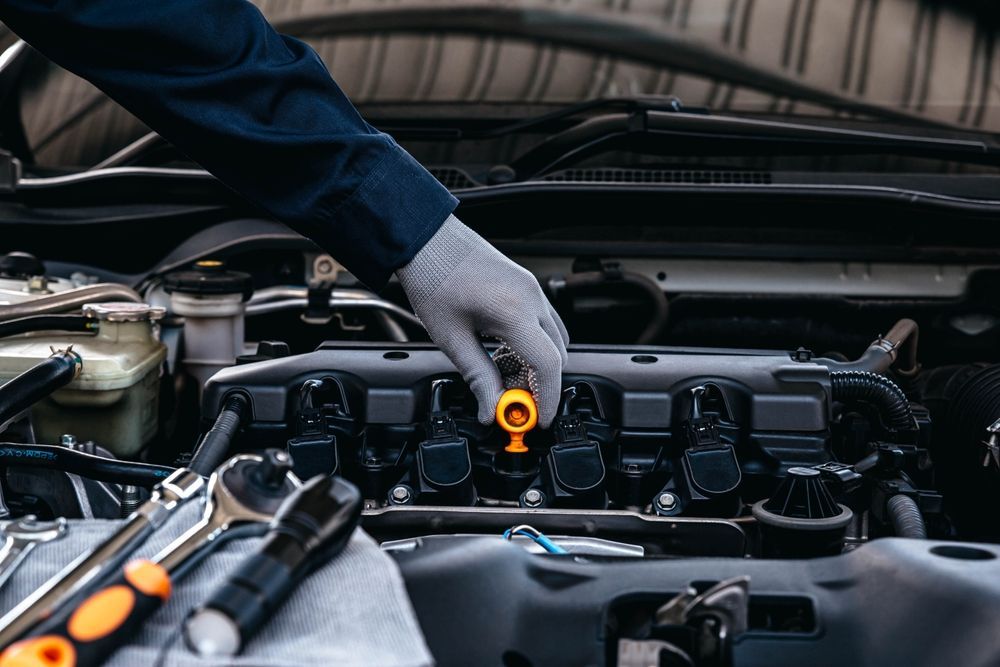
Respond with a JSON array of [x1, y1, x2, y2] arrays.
[[5, 0, 1000, 661], [0, 225, 999, 665]]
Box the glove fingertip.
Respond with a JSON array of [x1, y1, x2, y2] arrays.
[[475, 386, 503, 425], [536, 397, 558, 429]]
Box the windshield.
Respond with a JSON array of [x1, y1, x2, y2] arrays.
[[9, 0, 1000, 170], [294, 0, 999, 126]]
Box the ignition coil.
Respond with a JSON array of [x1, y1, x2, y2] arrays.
[[524, 386, 608, 509], [657, 384, 742, 517], [286, 379, 339, 479], [393, 379, 477, 506]]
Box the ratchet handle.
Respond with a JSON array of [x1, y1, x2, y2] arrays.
[[0, 560, 170, 667]]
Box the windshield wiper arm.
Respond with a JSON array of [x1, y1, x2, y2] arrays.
[[470, 96, 692, 139], [376, 96, 702, 141], [509, 110, 1000, 179]]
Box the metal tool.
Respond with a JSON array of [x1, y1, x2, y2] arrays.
[[0, 451, 300, 667], [654, 576, 750, 667], [0, 467, 204, 649], [184, 474, 361, 656], [156, 450, 300, 575], [0, 516, 67, 591], [983, 416, 1000, 469]]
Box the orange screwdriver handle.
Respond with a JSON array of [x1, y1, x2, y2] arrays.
[[0, 560, 171, 667]]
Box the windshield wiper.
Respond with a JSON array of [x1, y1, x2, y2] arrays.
[[505, 109, 1000, 180], [15, 107, 1000, 192], [378, 96, 701, 140]]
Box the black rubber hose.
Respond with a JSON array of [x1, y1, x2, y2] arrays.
[[0, 315, 95, 339], [887, 494, 927, 538], [830, 371, 915, 432], [552, 270, 668, 344], [0, 443, 175, 487], [0, 351, 81, 427], [190, 393, 250, 475]]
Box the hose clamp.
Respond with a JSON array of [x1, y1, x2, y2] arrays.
[[872, 336, 897, 356], [982, 418, 1000, 469], [49, 346, 83, 379]]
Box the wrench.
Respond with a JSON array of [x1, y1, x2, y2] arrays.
[[0, 516, 67, 591], [0, 451, 300, 667], [0, 467, 204, 649], [155, 450, 300, 575]]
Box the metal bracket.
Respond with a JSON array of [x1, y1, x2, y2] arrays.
[[654, 576, 750, 667], [983, 417, 1000, 469]]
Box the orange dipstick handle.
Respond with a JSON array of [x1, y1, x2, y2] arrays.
[[496, 389, 538, 453]]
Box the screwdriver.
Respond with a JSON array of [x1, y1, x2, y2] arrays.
[[0, 467, 204, 649], [0, 452, 300, 667], [183, 474, 362, 656]]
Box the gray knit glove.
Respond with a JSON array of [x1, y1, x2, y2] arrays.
[[397, 214, 569, 427]]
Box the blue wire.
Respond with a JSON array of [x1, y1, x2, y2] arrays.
[[502, 527, 568, 554], [531, 532, 568, 554]]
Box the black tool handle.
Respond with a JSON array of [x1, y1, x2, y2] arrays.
[[0, 559, 170, 667], [185, 475, 361, 656]]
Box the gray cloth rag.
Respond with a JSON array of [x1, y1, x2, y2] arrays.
[[0, 499, 434, 667]]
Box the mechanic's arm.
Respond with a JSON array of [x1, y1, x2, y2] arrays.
[[0, 0, 567, 425]]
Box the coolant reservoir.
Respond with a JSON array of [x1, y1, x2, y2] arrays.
[[0, 302, 167, 456], [163, 261, 252, 395]]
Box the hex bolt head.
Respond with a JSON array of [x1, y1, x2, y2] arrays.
[[390, 486, 411, 504], [523, 489, 544, 507], [59, 434, 77, 448], [26, 275, 50, 294], [313, 254, 340, 281], [656, 492, 677, 510]]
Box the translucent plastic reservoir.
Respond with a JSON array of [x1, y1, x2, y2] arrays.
[[0, 303, 167, 456]]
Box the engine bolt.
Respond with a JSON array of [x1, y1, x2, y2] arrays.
[[59, 434, 77, 448], [26, 275, 50, 294], [656, 492, 677, 510], [523, 489, 543, 507], [390, 486, 411, 504], [120, 485, 141, 518]]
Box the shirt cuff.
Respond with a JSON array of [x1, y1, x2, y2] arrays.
[[313, 139, 458, 290]]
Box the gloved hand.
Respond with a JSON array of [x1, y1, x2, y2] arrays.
[[397, 214, 569, 427]]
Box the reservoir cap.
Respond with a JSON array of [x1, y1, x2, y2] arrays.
[[163, 260, 253, 300]]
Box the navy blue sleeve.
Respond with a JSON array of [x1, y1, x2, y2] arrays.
[[0, 0, 458, 289]]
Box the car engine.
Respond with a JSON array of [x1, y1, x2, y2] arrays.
[[0, 240, 999, 665]]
